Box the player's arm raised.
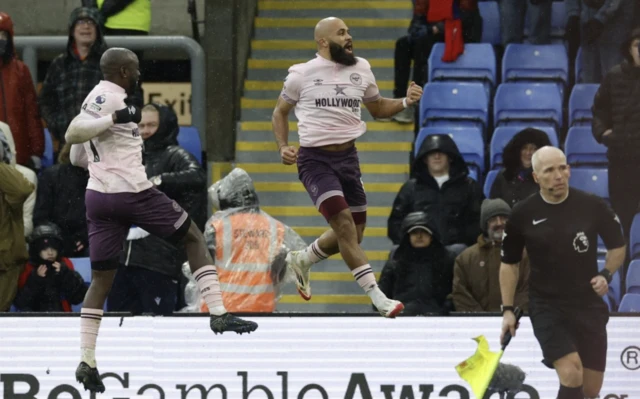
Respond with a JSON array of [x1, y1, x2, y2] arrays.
[[65, 103, 141, 144], [365, 81, 423, 120]]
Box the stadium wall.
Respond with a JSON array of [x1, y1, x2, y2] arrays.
[[1, 315, 639, 398]]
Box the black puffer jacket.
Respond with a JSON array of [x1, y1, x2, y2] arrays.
[[122, 104, 207, 278], [378, 212, 455, 315], [388, 134, 482, 245], [592, 60, 640, 158], [489, 128, 551, 207], [33, 164, 89, 257], [14, 224, 87, 312]]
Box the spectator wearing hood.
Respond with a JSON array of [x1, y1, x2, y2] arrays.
[[566, 0, 636, 83], [39, 7, 107, 147], [14, 223, 87, 312], [489, 128, 552, 207], [106, 104, 207, 315], [1, 121, 38, 237], [204, 168, 297, 313], [452, 199, 529, 312], [377, 211, 455, 315], [33, 142, 90, 257], [0, 128, 34, 311], [0, 12, 44, 169], [388, 134, 482, 255], [592, 28, 640, 241]]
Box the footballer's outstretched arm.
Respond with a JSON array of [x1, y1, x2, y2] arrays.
[[65, 113, 116, 144]]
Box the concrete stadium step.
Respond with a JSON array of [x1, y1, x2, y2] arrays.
[[257, 0, 411, 11], [255, 27, 405, 41], [262, 205, 391, 217], [251, 40, 396, 50], [256, 191, 398, 207], [252, 49, 394, 59], [276, 301, 373, 313], [236, 128, 415, 143], [259, 9, 410, 18], [237, 163, 408, 183], [247, 67, 395, 81], [236, 149, 409, 164], [242, 88, 394, 100], [236, 140, 412, 152], [303, 260, 386, 273], [276, 214, 389, 228], [297, 234, 392, 251]]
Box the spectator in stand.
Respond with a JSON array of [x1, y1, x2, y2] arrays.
[[104, 104, 207, 315], [1, 121, 38, 237], [0, 12, 44, 170], [452, 199, 529, 312], [377, 212, 455, 315], [82, 0, 151, 108], [13, 223, 87, 312], [499, 0, 551, 46], [388, 134, 482, 256], [39, 7, 107, 148], [33, 142, 89, 258], [390, 0, 482, 125], [592, 27, 640, 241], [489, 127, 552, 207], [0, 129, 34, 311], [566, 0, 636, 83]]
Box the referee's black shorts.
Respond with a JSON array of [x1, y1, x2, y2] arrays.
[[529, 297, 609, 372]]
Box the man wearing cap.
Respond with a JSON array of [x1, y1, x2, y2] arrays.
[[452, 199, 529, 312]]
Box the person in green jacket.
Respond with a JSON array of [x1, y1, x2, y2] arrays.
[[0, 128, 34, 311]]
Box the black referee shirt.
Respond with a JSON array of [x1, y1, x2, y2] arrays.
[[501, 188, 625, 304]]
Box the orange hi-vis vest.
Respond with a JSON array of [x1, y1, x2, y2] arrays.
[[206, 212, 285, 313]]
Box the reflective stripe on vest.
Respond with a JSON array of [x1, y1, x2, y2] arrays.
[[97, 0, 151, 32], [213, 213, 284, 312]]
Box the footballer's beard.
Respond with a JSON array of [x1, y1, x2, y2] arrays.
[[329, 41, 357, 66]]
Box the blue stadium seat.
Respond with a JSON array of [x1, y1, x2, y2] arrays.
[[420, 82, 489, 133], [569, 169, 608, 201], [71, 257, 92, 285], [524, 2, 567, 39], [618, 294, 640, 312], [501, 44, 569, 94], [494, 83, 563, 129], [601, 293, 612, 312], [489, 126, 559, 169], [42, 128, 54, 168], [627, 260, 640, 294], [631, 214, 640, 260], [177, 126, 203, 164], [569, 84, 599, 127], [575, 46, 583, 84], [484, 169, 499, 198], [429, 43, 497, 95], [415, 127, 485, 175], [478, 2, 501, 45], [564, 126, 607, 167]]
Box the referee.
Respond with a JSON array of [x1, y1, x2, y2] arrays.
[[499, 147, 626, 399]]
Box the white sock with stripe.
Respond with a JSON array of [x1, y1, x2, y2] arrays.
[[193, 265, 227, 316], [303, 239, 329, 264], [351, 264, 385, 304], [80, 308, 103, 368]]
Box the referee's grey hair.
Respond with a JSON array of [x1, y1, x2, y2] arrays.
[[531, 146, 564, 173]]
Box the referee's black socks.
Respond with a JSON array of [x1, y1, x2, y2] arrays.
[[558, 385, 583, 399]]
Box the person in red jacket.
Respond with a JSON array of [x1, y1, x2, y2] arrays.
[[14, 223, 87, 312], [0, 12, 44, 170]]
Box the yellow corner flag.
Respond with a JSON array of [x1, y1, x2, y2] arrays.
[[455, 335, 504, 399]]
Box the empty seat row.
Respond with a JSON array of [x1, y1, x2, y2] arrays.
[[430, 44, 569, 94], [420, 81, 564, 135]]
